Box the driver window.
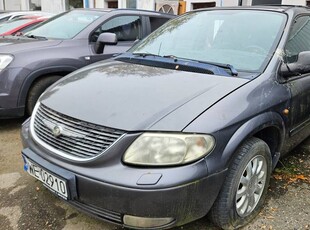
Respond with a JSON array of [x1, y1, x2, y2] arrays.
[[285, 16, 310, 63], [90, 15, 141, 42]]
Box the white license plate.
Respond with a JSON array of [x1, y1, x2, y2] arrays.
[[24, 158, 68, 199]]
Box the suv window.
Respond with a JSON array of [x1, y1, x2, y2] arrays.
[[285, 16, 310, 63], [149, 17, 170, 32], [90, 15, 141, 42]]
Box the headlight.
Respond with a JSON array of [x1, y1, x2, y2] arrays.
[[0, 55, 13, 71], [123, 133, 215, 166]]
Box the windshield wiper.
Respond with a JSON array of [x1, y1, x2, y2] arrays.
[[132, 52, 162, 58], [126, 52, 238, 76], [25, 34, 47, 40], [196, 60, 238, 76], [163, 55, 238, 76]]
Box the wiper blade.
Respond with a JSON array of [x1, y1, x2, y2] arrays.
[[163, 55, 238, 76], [25, 34, 47, 40], [133, 52, 162, 58], [163, 55, 178, 62], [197, 60, 238, 76]]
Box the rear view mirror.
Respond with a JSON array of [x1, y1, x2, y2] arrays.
[[280, 51, 310, 77], [95, 32, 118, 54]]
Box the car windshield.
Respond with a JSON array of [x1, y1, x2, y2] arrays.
[[0, 18, 33, 34], [25, 10, 104, 40], [131, 10, 286, 72]]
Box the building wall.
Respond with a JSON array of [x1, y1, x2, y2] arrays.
[[4, 0, 22, 10], [185, 0, 239, 10], [282, 0, 305, 5], [95, 0, 105, 8], [137, 0, 155, 10], [41, 0, 67, 13], [0, 0, 308, 11]]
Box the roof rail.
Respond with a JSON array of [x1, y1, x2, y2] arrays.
[[256, 4, 309, 8]]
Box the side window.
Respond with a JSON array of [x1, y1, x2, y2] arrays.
[[285, 16, 310, 63], [90, 15, 141, 42], [149, 17, 170, 32]]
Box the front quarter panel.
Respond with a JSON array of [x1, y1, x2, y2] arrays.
[[184, 71, 290, 174]]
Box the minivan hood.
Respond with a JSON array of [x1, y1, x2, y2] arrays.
[[40, 61, 249, 131], [0, 37, 62, 53]]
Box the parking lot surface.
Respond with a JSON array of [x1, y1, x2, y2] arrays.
[[0, 118, 309, 230]]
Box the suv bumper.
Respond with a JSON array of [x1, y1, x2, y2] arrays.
[[0, 106, 24, 118], [0, 67, 30, 118]]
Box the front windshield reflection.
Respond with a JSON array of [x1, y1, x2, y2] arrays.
[[131, 10, 286, 72]]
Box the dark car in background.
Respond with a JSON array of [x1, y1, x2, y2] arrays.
[[0, 8, 174, 118], [21, 5, 310, 230]]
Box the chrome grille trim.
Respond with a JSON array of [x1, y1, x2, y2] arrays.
[[30, 102, 125, 161]]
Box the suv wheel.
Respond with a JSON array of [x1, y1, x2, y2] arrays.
[[26, 75, 62, 116], [210, 137, 272, 229]]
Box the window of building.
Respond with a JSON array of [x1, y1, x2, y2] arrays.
[[67, 0, 83, 10], [251, 0, 281, 5], [192, 2, 216, 10], [108, 1, 118, 8], [126, 0, 137, 8], [30, 0, 41, 10]]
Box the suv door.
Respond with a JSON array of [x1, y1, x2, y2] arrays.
[[88, 15, 142, 62], [284, 15, 310, 137]]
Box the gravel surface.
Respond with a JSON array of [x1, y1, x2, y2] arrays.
[[0, 118, 309, 230]]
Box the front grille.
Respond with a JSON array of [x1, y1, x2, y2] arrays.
[[32, 103, 124, 160]]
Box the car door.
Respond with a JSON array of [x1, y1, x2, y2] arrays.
[[284, 15, 310, 137], [87, 15, 143, 63]]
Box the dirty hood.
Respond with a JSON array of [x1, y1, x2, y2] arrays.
[[40, 60, 249, 131], [0, 36, 61, 53]]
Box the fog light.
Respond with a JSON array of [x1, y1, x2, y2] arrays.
[[123, 215, 174, 228]]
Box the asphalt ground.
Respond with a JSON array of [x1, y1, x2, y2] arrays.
[[0, 118, 309, 230]]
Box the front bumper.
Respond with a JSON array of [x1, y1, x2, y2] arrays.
[[0, 106, 24, 118], [0, 67, 31, 118], [21, 122, 227, 229]]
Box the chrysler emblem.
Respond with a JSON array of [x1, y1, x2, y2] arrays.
[[42, 119, 86, 139], [52, 125, 63, 137]]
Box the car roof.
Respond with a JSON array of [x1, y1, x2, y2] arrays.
[[70, 8, 175, 17], [0, 11, 54, 20], [192, 5, 310, 13]]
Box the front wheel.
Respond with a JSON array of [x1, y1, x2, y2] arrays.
[[26, 75, 62, 116], [210, 137, 272, 229]]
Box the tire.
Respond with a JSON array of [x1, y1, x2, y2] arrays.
[[26, 75, 62, 116], [210, 137, 272, 229]]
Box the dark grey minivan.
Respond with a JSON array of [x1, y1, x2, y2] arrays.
[[21, 6, 310, 229]]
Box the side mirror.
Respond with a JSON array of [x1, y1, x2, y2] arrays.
[[280, 51, 310, 77], [95, 32, 118, 54]]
